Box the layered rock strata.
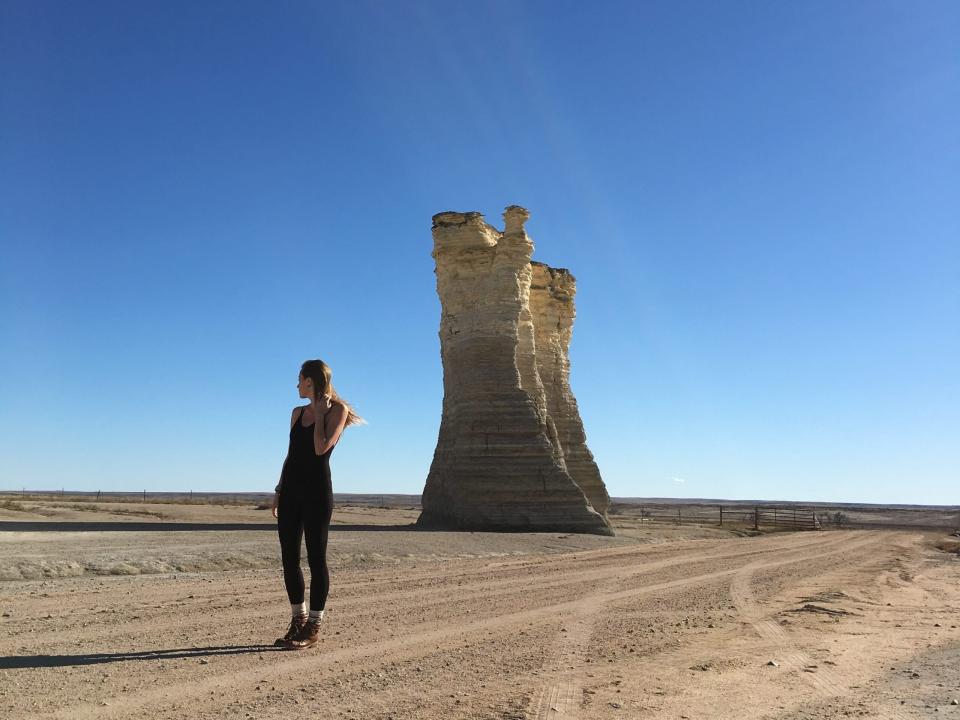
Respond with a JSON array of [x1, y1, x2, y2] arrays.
[[529, 262, 611, 516], [418, 206, 611, 535]]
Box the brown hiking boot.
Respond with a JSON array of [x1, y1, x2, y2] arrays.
[[274, 615, 307, 646], [284, 618, 321, 649]]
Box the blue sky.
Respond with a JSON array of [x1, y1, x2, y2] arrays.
[[1, 1, 957, 504]]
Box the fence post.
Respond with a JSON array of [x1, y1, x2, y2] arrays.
[[96, 490, 101, 501], [719, 506, 723, 527], [143, 489, 146, 503], [773, 508, 777, 527], [677, 508, 681, 525], [754, 507, 759, 530]]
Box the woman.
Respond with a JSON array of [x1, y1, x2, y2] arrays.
[[272, 359, 363, 649]]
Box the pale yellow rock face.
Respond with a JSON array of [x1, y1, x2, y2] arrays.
[[418, 206, 612, 535], [529, 262, 611, 516]]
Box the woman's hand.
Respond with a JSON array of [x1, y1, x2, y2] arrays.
[[271, 491, 279, 519], [313, 401, 348, 456], [311, 394, 332, 455], [311, 392, 332, 416]]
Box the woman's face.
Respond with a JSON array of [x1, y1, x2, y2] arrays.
[[297, 373, 313, 399]]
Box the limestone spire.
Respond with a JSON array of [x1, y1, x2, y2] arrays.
[[418, 206, 611, 534]]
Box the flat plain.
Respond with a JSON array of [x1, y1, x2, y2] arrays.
[[1, 498, 958, 719]]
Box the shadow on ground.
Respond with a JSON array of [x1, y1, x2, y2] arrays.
[[0, 644, 288, 669]]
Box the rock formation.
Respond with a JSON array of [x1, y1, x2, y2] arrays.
[[418, 205, 611, 535]]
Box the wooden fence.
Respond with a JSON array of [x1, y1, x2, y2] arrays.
[[615, 504, 822, 531], [754, 506, 820, 530]]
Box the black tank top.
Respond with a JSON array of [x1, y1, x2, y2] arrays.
[[285, 407, 333, 488]]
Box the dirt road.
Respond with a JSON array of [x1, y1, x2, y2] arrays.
[[1, 527, 958, 719]]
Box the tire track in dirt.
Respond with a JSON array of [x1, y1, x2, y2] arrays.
[[523, 531, 879, 720], [730, 534, 911, 720], [1, 532, 851, 653], [17, 532, 879, 720], [528, 576, 620, 719], [3, 530, 837, 613]]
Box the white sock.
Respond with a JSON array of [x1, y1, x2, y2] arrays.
[[291, 602, 307, 618], [309, 609, 324, 622]]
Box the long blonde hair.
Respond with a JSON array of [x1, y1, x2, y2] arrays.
[[300, 359, 365, 427]]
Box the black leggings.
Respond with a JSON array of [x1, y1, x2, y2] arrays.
[[277, 484, 333, 611]]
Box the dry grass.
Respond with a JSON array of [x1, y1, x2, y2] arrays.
[[52, 502, 170, 519], [933, 536, 960, 554], [0, 498, 59, 516]]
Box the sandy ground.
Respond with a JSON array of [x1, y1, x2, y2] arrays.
[[1, 504, 958, 719]]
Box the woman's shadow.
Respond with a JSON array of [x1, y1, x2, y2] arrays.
[[0, 644, 287, 669]]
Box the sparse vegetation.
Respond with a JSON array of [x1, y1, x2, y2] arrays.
[[0, 492, 266, 507], [0, 499, 59, 516], [52, 503, 170, 520], [0, 491, 423, 509], [933, 537, 960, 554]]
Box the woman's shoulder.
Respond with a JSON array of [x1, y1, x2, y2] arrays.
[[289, 405, 308, 426]]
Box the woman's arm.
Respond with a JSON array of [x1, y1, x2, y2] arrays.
[[276, 407, 300, 489], [275, 455, 291, 493], [313, 401, 348, 456], [272, 407, 300, 518]]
